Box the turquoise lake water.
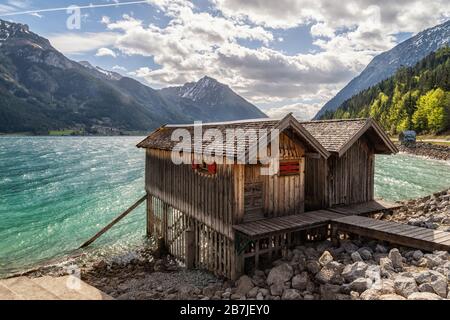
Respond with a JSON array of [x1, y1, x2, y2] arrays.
[[1, 136, 450, 277]]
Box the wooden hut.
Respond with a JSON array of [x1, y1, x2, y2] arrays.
[[302, 119, 398, 210], [137, 114, 397, 279]]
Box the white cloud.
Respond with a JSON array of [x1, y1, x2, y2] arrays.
[[80, 0, 449, 116], [96, 47, 117, 57], [48, 32, 118, 55], [112, 65, 127, 72]]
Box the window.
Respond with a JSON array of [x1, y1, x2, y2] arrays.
[[279, 160, 300, 176]]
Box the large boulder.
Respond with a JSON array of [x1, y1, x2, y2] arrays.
[[319, 284, 341, 300], [292, 272, 309, 291], [349, 278, 372, 293], [394, 276, 418, 298], [388, 249, 403, 269], [266, 263, 293, 286], [235, 275, 254, 296], [342, 262, 368, 282], [408, 292, 443, 300], [281, 289, 301, 300], [430, 273, 448, 298], [315, 261, 344, 284], [306, 260, 321, 274]]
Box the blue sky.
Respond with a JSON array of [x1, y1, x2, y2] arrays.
[[1, 0, 449, 119]]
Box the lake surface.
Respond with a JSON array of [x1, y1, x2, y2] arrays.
[[1, 136, 450, 277]]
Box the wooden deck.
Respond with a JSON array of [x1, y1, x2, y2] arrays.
[[332, 215, 450, 252], [233, 200, 450, 253], [233, 200, 402, 239], [233, 210, 343, 238], [328, 200, 403, 216]]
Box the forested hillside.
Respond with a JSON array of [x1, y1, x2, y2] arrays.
[[320, 47, 450, 134]]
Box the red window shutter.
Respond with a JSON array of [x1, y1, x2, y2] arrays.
[[207, 163, 217, 174], [280, 161, 300, 175]]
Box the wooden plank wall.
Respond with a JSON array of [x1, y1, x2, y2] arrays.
[[328, 137, 374, 206], [146, 149, 237, 239], [145, 149, 242, 279], [304, 157, 328, 211], [305, 136, 375, 210], [244, 133, 306, 220]]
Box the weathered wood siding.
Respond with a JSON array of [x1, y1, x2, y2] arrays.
[[305, 135, 375, 210], [305, 157, 328, 211], [145, 149, 239, 239], [242, 133, 306, 221], [328, 137, 374, 206]]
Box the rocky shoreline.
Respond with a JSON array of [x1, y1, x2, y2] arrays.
[[70, 189, 449, 301], [16, 188, 450, 300], [397, 142, 450, 161]]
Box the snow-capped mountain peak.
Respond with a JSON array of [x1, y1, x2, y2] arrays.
[[315, 19, 450, 119]]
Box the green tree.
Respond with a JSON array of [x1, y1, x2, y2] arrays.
[[413, 88, 449, 133]]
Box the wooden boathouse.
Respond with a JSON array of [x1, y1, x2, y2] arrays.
[[136, 114, 405, 279]]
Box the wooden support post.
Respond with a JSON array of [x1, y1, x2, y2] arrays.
[[331, 224, 339, 247], [185, 228, 195, 269], [146, 194, 154, 237]]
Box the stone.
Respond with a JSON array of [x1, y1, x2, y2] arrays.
[[379, 279, 395, 294], [315, 261, 344, 284], [318, 251, 334, 266], [388, 249, 403, 269], [412, 250, 424, 261], [424, 254, 443, 268], [349, 278, 371, 293], [259, 288, 269, 297], [281, 289, 301, 300], [230, 293, 242, 300], [222, 292, 231, 299], [292, 272, 308, 291], [412, 270, 431, 284], [351, 251, 363, 262], [306, 260, 321, 274], [256, 292, 264, 300], [341, 240, 359, 254], [430, 273, 447, 298], [203, 284, 222, 297], [246, 286, 259, 299], [379, 294, 406, 300], [418, 283, 434, 293], [269, 283, 286, 296], [266, 263, 293, 286], [408, 292, 443, 300], [394, 276, 418, 298], [319, 284, 341, 300], [235, 275, 254, 296], [379, 257, 394, 276], [358, 248, 372, 260], [375, 244, 388, 253], [342, 262, 368, 282], [359, 288, 381, 300]]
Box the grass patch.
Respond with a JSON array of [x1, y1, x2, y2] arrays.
[[48, 129, 79, 136]]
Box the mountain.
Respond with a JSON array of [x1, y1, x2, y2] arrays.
[[160, 76, 266, 122], [320, 47, 450, 134], [314, 20, 450, 119], [0, 19, 266, 134]]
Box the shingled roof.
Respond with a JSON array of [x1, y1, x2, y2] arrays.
[[137, 115, 397, 157]]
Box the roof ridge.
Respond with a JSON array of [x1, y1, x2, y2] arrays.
[[165, 117, 277, 128], [300, 118, 368, 124]]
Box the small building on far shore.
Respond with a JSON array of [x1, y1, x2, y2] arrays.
[[399, 130, 417, 145]]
